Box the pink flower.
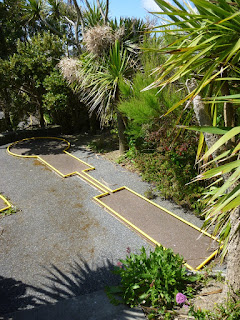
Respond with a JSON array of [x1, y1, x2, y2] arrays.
[[117, 261, 123, 268], [176, 292, 187, 304]]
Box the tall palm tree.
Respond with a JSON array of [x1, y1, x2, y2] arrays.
[[76, 40, 136, 154]]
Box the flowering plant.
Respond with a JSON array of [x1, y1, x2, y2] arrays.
[[176, 292, 187, 305], [106, 245, 199, 318]]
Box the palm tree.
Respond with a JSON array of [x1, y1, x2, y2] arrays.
[[59, 16, 148, 154], [24, 0, 63, 36], [76, 40, 136, 154], [147, 0, 240, 298]]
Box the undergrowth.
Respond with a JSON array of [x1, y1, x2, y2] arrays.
[[106, 246, 240, 319], [189, 292, 240, 320], [106, 246, 200, 319], [119, 128, 206, 215]]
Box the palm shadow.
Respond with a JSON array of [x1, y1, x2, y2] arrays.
[[0, 257, 121, 318], [0, 275, 37, 316], [29, 256, 120, 305]]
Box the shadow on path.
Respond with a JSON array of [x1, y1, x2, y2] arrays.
[[1, 257, 120, 318], [0, 276, 37, 316], [29, 256, 120, 305]]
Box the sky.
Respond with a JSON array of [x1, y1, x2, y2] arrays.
[[87, 0, 160, 20]]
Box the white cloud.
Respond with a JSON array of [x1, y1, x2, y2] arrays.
[[141, 0, 160, 11]]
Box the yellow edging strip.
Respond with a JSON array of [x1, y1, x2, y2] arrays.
[[124, 186, 218, 242], [94, 192, 194, 270], [95, 186, 220, 271], [8, 137, 111, 193], [0, 195, 11, 213], [64, 151, 112, 193], [7, 136, 71, 158]]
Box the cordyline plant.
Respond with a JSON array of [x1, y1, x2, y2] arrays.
[[145, 0, 240, 299]]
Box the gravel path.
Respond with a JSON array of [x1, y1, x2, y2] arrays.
[[0, 136, 212, 315], [0, 141, 149, 315]]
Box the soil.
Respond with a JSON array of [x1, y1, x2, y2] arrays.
[[191, 279, 224, 312]]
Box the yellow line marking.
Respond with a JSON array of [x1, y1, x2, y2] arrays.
[[7, 137, 220, 270], [0, 195, 11, 213], [94, 193, 194, 270]]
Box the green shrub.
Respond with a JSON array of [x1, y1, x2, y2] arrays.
[[127, 143, 205, 214], [106, 246, 199, 318]]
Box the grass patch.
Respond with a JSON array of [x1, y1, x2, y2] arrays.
[[0, 206, 17, 218]]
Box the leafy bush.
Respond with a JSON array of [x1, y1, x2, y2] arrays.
[[106, 246, 199, 318], [124, 133, 205, 214]]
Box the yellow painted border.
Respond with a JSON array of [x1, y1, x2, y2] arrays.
[[7, 136, 71, 158], [7, 137, 111, 193], [0, 195, 11, 213], [7, 137, 220, 270], [94, 186, 220, 271]]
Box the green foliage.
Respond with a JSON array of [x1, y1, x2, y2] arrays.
[[194, 126, 240, 258], [131, 147, 205, 213], [11, 31, 65, 84], [43, 70, 69, 111], [106, 246, 199, 318], [42, 68, 89, 131], [0, 206, 17, 218], [118, 35, 185, 148], [189, 292, 240, 320], [150, 0, 240, 106], [75, 40, 136, 123], [118, 73, 162, 143], [5, 31, 66, 126], [0, 0, 27, 58], [83, 2, 103, 28], [117, 35, 204, 213]]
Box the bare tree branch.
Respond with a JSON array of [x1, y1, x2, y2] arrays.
[[96, 0, 108, 24], [64, 16, 75, 27], [105, 0, 109, 23], [72, 0, 85, 37]]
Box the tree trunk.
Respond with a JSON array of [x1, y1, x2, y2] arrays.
[[222, 206, 240, 300], [39, 106, 45, 128], [36, 94, 45, 128], [187, 79, 219, 152], [2, 89, 13, 131], [72, 0, 85, 38], [116, 110, 127, 155], [89, 112, 99, 134], [187, 79, 240, 300], [221, 80, 235, 128]]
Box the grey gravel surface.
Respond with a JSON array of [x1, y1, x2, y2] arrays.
[[0, 136, 219, 318], [0, 141, 148, 317]]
